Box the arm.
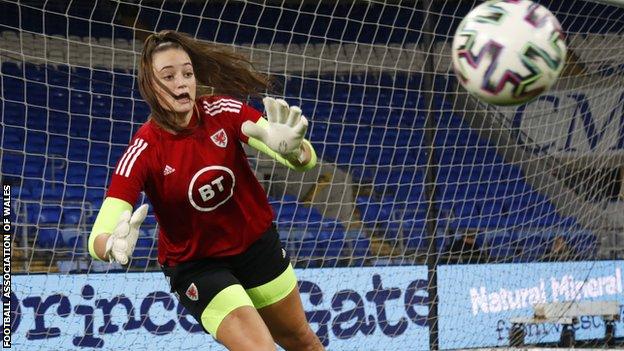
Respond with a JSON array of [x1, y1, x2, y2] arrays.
[[88, 197, 148, 264], [246, 117, 317, 172], [88, 197, 132, 261]]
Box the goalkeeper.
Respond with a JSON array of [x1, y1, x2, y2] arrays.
[[88, 30, 324, 351]]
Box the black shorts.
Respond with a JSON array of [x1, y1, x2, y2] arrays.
[[161, 224, 292, 334]]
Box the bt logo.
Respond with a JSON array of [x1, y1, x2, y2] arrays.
[[188, 166, 235, 212]]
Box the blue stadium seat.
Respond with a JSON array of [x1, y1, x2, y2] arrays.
[[3, 76, 24, 102], [352, 238, 371, 257], [112, 98, 133, 120], [1, 62, 22, 76], [452, 200, 481, 218], [112, 73, 134, 97], [276, 203, 297, 223], [111, 122, 133, 144], [59, 229, 81, 247], [23, 203, 40, 223], [90, 119, 112, 141], [4, 102, 26, 126], [451, 216, 505, 230], [86, 166, 110, 187], [24, 63, 45, 82], [2, 127, 24, 150], [48, 86, 69, 110], [135, 236, 155, 251], [1, 153, 24, 176], [567, 231, 597, 257], [91, 81, 113, 94], [68, 139, 89, 161], [489, 245, 515, 262], [26, 106, 49, 131], [48, 135, 69, 157], [12, 185, 31, 200], [48, 65, 69, 86], [132, 236, 155, 267], [92, 94, 112, 113], [295, 238, 316, 258], [512, 233, 548, 262], [335, 145, 355, 164], [42, 183, 64, 201], [294, 206, 323, 224], [89, 144, 110, 165], [62, 209, 83, 225], [24, 130, 47, 153], [40, 205, 62, 224], [394, 183, 423, 203], [133, 101, 150, 117], [66, 162, 88, 184], [26, 82, 47, 106], [67, 235, 86, 254], [36, 227, 61, 248], [356, 199, 393, 224], [65, 186, 85, 201], [143, 214, 158, 226], [85, 188, 106, 202], [485, 232, 514, 260], [70, 91, 92, 115], [20, 179, 42, 200], [22, 155, 46, 178]]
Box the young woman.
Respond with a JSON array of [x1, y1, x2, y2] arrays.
[[88, 30, 324, 351]]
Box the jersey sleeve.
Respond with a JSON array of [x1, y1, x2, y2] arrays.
[[199, 96, 263, 143], [106, 136, 151, 206], [236, 103, 263, 143]]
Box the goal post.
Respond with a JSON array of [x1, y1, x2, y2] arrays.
[[2, 0, 623, 350]]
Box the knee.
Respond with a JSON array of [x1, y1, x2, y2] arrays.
[[235, 335, 276, 351], [218, 329, 276, 351], [212, 305, 277, 351], [277, 323, 321, 350]]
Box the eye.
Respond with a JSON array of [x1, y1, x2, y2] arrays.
[[184, 71, 194, 78], [163, 75, 174, 81]]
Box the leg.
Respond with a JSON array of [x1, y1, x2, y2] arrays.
[[232, 226, 323, 350], [257, 286, 324, 351], [216, 305, 276, 351], [164, 262, 277, 351], [199, 285, 276, 351]]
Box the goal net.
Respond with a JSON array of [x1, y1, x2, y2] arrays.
[[2, 0, 623, 350]]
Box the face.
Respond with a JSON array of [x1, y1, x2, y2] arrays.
[[152, 47, 197, 123]]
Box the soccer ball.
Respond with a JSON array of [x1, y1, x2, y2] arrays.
[[451, 0, 567, 106]]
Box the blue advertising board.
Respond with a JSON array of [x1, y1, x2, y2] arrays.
[[7, 261, 623, 350], [438, 261, 624, 348], [9, 266, 429, 350]]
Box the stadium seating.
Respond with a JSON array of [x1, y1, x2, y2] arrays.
[[1, 57, 584, 263]]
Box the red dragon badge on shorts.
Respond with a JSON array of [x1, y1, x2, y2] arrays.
[[185, 283, 199, 301]]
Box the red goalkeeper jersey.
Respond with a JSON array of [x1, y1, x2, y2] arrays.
[[107, 96, 274, 266]]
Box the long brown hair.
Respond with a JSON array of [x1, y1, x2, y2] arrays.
[[138, 30, 271, 133]]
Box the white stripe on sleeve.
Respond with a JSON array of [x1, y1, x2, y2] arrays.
[[207, 107, 242, 116], [207, 102, 242, 113], [202, 99, 242, 116], [115, 138, 141, 176], [123, 141, 149, 177], [116, 138, 147, 177]]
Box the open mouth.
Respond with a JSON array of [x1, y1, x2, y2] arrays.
[[173, 93, 191, 104]]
